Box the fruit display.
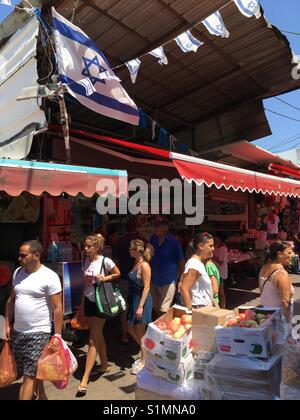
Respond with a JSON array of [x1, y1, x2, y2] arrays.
[[4, 193, 40, 223], [154, 314, 192, 340], [225, 309, 274, 329]]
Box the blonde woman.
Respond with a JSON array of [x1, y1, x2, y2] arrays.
[[77, 234, 120, 395], [127, 240, 152, 375]]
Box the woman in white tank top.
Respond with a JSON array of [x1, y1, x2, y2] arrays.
[[259, 241, 294, 320]]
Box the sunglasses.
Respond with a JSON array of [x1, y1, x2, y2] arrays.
[[19, 253, 32, 258]]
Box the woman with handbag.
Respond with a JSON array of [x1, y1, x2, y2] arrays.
[[77, 234, 120, 395], [127, 240, 152, 375]]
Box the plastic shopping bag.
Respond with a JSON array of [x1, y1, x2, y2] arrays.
[[71, 308, 89, 330], [36, 337, 69, 382], [0, 340, 17, 388]]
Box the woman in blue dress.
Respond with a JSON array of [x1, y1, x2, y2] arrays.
[[127, 239, 153, 374]]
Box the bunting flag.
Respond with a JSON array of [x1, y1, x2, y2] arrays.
[[52, 8, 139, 126], [202, 11, 230, 38], [175, 31, 203, 53], [149, 47, 168, 65], [99, 70, 121, 82], [234, 0, 261, 19], [126, 58, 141, 84], [0, 0, 12, 5]]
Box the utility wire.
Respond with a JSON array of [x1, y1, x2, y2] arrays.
[[274, 97, 300, 113], [280, 29, 300, 36], [265, 108, 300, 123]]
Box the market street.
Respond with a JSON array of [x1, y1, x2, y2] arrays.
[[1, 274, 299, 401]]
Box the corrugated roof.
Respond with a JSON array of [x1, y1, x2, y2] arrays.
[[2, 0, 300, 153]]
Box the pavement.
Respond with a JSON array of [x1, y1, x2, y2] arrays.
[[1, 274, 299, 401]]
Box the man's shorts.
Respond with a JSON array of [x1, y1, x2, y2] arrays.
[[151, 283, 176, 313], [11, 330, 50, 377]]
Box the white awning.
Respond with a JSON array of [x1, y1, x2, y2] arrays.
[[0, 17, 47, 159]]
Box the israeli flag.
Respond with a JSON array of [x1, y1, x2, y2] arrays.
[[52, 8, 139, 126], [125, 59, 141, 84], [202, 11, 230, 38], [234, 0, 261, 19], [0, 0, 12, 5], [149, 47, 168, 65], [175, 31, 203, 53]]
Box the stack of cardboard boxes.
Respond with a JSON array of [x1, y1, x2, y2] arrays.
[[196, 306, 282, 400], [136, 305, 200, 400]]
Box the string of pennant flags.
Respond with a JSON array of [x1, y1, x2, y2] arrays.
[[0, 0, 262, 156], [106, 0, 262, 84]]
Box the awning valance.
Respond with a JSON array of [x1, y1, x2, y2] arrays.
[[170, 153, 300, 198], [48, 126, 300, 198], [0, 159, 127, 197]]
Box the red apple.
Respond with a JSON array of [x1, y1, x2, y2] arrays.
[[239, 314, 246, 321], [244, 310, 256, 320]]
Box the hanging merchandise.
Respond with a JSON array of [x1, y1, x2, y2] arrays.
[[175, 31, 204, 53], [202, 11, 230, 38], [151, 120, 157, 141], [51, 8, 140, 126], [149, 47, 168, 65], [139, 109, 148, 130], [158, 128, 169, 148], [125, 58, 142, 84], [234, 0, 261, 19]]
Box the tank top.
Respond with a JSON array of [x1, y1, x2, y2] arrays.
[[260, 269, 294, 307]]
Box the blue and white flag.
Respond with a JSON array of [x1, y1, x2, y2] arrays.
[[202, 11, 230, 38], [0, 0, 12, 5], [234, 0, 261, 19], [175, 31, 203, 53], [149, 47, 168, 65], [52, 8, 139, 126], [125, 59, 141, 84]]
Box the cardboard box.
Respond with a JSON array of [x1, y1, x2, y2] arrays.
[[215, 307, 280, 358], [192, 308, 235, 353], [143, 305, 192, 365], [145, 353, 194, 384]]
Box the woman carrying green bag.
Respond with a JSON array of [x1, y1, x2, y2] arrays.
[[77, 234, 120, 396]]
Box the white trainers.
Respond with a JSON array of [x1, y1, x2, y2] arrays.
[[130, 359, 143, 375]]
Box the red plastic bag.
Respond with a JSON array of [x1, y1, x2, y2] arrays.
[[0, 340, 17, 388], [36, 337, 68, 382]]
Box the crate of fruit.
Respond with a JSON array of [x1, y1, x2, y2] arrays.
[[215, 307, 280, 358], [142, 305, 192, 365]]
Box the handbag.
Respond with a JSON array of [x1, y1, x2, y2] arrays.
[[95, 257, 126, 319]]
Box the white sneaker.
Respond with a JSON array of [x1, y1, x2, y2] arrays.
[[130, 359, 143, 375]]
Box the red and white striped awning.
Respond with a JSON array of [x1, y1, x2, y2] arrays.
[[48, 126, 300, 198], [170, 153, 300, 197]]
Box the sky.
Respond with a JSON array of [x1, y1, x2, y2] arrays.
[[1, 1, 300, 154]]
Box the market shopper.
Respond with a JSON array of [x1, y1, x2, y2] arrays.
[[214, 235, 228, 309], [127, 240, 152, 375], [205, 258, 220, 307], [77, 234, 120, 395], [114, 220, 146, 344], [259, 241, 294, 321], [150, 217, 185, 319], [5, 240, 63, 401], [181, 233, 215, 311]]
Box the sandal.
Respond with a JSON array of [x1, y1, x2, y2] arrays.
[[76, 384, 88, 396]]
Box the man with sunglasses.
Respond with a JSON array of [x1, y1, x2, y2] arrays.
[[5, 240, 63, 400]]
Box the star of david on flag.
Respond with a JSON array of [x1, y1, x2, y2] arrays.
[[234, 0, 261, 19], [202, 11, 230, 38], [52, 8, 139, 126]]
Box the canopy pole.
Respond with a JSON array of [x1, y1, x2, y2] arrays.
[[58, 87, 71, 164]]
